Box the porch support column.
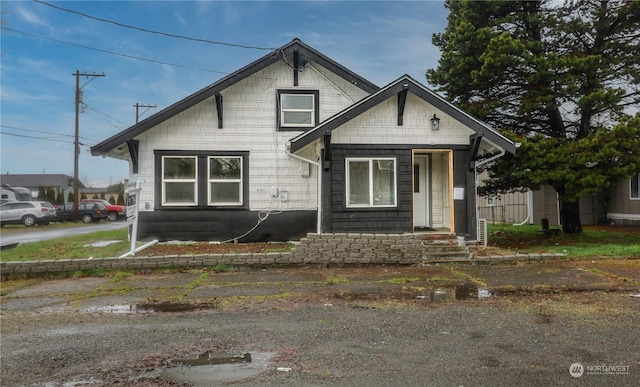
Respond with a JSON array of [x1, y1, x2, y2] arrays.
[[453, 149, 477, 239], [321, 134, 333, 232]]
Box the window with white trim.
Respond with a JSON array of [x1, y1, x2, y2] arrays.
[[487, 195, 495, 206], [631, 174, 640, 199], [162, 156, 197, 206], [346, 158, 397, 207], [208, 156, 243, 205], [156, 151, 248, 208], [277, 90, 319, 130]]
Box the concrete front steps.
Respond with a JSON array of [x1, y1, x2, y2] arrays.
[[417, 234, 473, 262]]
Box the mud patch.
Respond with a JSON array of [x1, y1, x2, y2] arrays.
[[137, 300, 220, 312]]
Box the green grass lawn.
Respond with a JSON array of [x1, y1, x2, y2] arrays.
[[486, 224, 640, 259], [1, 228, 131, 262], [1, 223, 639, 262]]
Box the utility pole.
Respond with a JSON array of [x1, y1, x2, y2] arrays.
[[134, 103, 157, 123], [73, 70, 105, 221]]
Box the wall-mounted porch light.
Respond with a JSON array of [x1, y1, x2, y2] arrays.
[[430, 114, 440, 131]]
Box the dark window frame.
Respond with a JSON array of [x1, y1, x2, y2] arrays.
[[276, 89, 320, 131], [631, 174, 640, 200], [154, 150, 249, 210]]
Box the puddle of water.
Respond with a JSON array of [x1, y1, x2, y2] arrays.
[[83, 240, 122, 247], [81, 301, 219, 315], [161, 351, 274, 385], [416, 284, 491, 301], [85, 304, 150, 314], [175, 351, 252, 366]]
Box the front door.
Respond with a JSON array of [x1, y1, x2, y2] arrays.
[[413, 156, 429, 229]]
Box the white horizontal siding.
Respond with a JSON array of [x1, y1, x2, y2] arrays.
[[130, 58, 367, 211], [332, 94, 475, 145]]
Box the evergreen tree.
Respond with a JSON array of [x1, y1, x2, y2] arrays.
[[80, 193, 88, 200], [37, 185, 45, 201], [116, 191, 125, 205], [45, 187, 56, 204], [68, 192, 74, 204], [427, 0, 640, 233]]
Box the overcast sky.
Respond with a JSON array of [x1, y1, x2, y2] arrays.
[[1, 0, 447, 188]]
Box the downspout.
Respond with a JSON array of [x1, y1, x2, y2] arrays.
[[513, 190, 533, 226], [285, 142, 322, 234], [473, 149, 506, 242]]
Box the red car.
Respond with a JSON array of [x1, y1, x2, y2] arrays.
[[80, 199, 126, 221]]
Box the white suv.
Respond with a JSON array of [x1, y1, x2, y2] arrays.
[[0, 201, 57, 227]]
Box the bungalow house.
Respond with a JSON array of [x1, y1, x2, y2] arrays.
[[91, 39, 516, 242], [0, 173, 81, 203]]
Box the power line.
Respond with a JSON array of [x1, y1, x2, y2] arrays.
[[34, 0, 275, 51], [0, 125, 98, 143], [1, 27, 232, 75], [0, 131, 91, 147], [83, 105, 130, 130]]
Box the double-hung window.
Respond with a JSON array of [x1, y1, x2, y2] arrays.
[[162, 156, 197, 206], [209, 156, 243, 205], [631, 174, 640, 199], [277, 90, 319, 130], [157, 151, 248, 208], [346, 158, 397, 207]]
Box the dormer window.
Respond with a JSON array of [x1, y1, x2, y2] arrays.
[[277, 89, 319, 131]]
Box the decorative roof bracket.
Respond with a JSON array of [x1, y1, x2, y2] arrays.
[[215, 93, 223, 129], [126, 139, 139, 174], [469, 133, 483, 171], [397, 86, 408, 126]]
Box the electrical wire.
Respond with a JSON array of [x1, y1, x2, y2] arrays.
[[2, 27, 232, 75], [217, 209, 282, 244], [0, 125, 98, 143], [0, 131, 91, 147], [83, 105, 130, 130], [34, 0, 275, 51]]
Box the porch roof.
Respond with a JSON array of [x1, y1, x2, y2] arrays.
[[288, 75, 517, 155]]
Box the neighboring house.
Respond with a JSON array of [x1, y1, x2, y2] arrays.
[[477, 174, 640, 226], [0, 174, 82, 203], [91, 38, 516, 242], [80, 187, 123, 204], [603, 174, 640, 225]]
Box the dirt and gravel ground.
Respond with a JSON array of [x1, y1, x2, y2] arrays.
[[1, 259, 639, 386]]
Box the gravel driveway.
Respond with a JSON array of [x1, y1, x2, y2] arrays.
[[1, 261, 639, 386]]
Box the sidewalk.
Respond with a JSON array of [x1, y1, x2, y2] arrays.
[[3, 259, 638, 311]]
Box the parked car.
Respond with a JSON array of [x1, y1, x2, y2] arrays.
[[56, 202, 109, 223], [80, 199, 125, 221], [0, 201, 57, 227]]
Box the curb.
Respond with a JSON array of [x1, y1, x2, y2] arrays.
[[0, 252, 567, 280]]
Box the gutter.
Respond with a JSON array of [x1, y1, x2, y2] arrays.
[[285, 142, 322, 234]]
